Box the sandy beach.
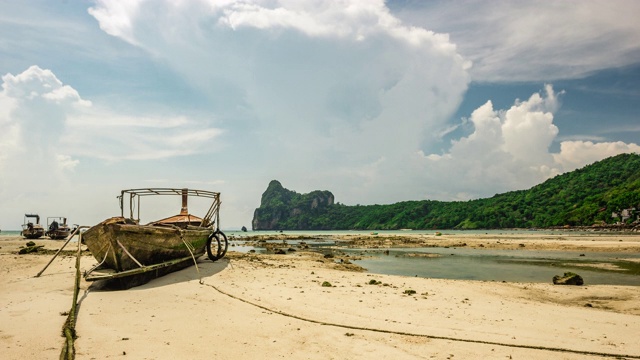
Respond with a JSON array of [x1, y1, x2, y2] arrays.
[[1, 232, 640, 359]]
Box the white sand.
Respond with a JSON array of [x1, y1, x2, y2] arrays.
[[1, 234, 639, 359]]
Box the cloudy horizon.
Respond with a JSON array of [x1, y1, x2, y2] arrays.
[[1, 0, 639, 230]]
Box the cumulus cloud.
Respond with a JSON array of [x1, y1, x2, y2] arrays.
[[87, 0, 471, 205], [0, 66, 86, 173], [553, 141, 640, 169], [420, 85, 640, 201], [0, 66, 223, 166], [0, 66, 225, 227]]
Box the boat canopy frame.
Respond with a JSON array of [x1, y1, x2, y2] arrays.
[[118, 188, 221, 229], [24, 214, 41, 224]]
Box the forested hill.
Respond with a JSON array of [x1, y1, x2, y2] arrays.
[[251, 153, 640, 230]]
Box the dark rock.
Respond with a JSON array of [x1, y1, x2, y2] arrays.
[[553, 272, 584, 285]]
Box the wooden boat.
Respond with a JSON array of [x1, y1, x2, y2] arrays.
[[46, 217, 72, 240], [21, 214, 45, 239], [82, 188, 228, 287]]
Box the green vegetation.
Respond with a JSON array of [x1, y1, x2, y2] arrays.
[[252, 153, 640, 230]]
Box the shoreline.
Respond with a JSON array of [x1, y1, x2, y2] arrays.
[[233, 231, 640, 253], [1, 233, 640, 359]]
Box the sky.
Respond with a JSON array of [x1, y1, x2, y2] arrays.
[[1, 0, 639, 230]]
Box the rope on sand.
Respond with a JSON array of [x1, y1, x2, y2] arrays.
[[60, 235, 83, 360], [202, 280, 640, 359]]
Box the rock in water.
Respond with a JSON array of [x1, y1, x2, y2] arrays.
[[552, 272, 584, 285]]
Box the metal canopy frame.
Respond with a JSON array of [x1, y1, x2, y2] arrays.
[[118, 188, 221, 229]]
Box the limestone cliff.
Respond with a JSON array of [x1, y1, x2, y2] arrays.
[[252, 180, 334, 230]]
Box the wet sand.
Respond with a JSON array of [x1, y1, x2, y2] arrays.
[[1, 233, 639, 359]]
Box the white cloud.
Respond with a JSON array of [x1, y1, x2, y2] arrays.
[[86, 0, 471, 207], [56, 154, 79, 171], [0, 66, 226, 228], [420, 85, 640, 201], [553, 141, 640, 169], [393, 0, 640, 82]]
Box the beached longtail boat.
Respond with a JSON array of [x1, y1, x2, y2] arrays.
[[46, 216, 72, 240], [21, 214, 45, 239], [82, 188, 228, 286]]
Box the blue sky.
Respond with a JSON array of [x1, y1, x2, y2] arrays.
[[1, 0, 639, 230]]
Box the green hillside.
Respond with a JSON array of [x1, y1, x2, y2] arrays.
[[252, 153, 640, 230]]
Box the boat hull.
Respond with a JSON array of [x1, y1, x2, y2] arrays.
[[83, 217, 211, 273], [22, 227, 45, 239], [47, 228, 71, 240]]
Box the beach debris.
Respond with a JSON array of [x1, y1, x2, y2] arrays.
[[18, 244, 44, 254], [403, 289, 417, 295], [321, 281, 332, 287], [552, 272, 584, 285], [368, 279, 382, 285]]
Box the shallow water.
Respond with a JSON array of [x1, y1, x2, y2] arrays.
[[344, 247, 640, 286], [227, 231, 640, 286]]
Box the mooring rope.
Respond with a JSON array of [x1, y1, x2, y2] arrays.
[[116, 239, 144, 268], [201, 271, 640, 359], [181, 235, 202, 284], [60, 232, 84, 360]]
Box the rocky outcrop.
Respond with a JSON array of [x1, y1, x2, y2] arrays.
[[252, 180, 335, 230], [552, 272, 584, 285]]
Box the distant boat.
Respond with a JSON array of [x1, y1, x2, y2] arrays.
[[46, 217, 72, 240], [82, 188, 228, 287], [21, 214, 45, 239]]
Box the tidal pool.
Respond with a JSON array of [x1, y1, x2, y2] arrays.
[[229, 237, 640, 286], [344, 247, 640, 286]]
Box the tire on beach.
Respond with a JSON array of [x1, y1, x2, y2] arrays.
[[206, 232, 221, 261], [216, 231, 228, 259], [206, 231, 228, 261]]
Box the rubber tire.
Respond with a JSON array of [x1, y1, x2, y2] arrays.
[[206, 232, 221, 261], [216, 231, 228, 259]]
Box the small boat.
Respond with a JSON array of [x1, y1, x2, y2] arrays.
[[46, 217, 72, 240], [82, 188, 228, 287], [21, 214, 45, 239]]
